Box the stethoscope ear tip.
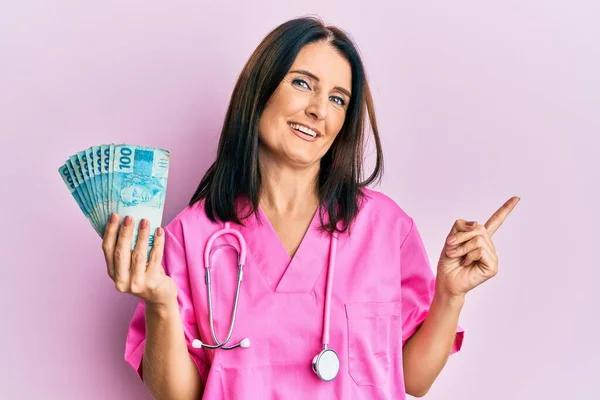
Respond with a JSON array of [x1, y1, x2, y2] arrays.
[[240, 338, 251, 348], [192, 339, 203, 349]]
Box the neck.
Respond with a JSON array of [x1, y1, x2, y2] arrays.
[[258, 148, 320, 216]]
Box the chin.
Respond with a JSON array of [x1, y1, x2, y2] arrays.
[[282, 150, 319, 168]]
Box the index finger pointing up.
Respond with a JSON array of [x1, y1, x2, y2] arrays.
[[485, 196, 521, 236]]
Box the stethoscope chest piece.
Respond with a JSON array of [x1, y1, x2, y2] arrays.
[[312, 348, 340, 382]]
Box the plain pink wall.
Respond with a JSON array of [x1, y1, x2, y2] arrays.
[[2, 1, 598, 399]]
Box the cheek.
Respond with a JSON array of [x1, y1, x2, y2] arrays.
[[258, 93, 299, 141], [268, 85, 307, 119], [327, 113, 346, 141], [259, 92, 285, 127], [258, 105, 276, 140]]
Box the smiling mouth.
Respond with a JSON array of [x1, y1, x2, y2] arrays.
[[288, 122, 318, 138]]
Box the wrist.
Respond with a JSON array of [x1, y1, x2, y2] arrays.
[[144, 295, 179, 318], [433, 289, 466, 310]]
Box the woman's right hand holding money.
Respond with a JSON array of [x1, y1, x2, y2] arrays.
[[102, 213, 178, 306]]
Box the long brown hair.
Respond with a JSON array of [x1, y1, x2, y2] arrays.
[[189, 16, 383, 234]]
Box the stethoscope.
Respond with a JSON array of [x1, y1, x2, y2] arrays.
[[191, 221, 341, 382]]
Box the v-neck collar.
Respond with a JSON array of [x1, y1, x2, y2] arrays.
[[237, 201, 332, 293]]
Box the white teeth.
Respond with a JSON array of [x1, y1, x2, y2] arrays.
[[289, 123, 317, 138]]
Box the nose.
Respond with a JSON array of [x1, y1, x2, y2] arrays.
[[305, 92, 328, 121]]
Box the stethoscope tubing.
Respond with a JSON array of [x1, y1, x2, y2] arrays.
[[322, 232, 337, 350], [202, 222, 246, 350]]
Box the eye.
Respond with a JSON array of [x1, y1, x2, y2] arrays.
[[292, 78, 311, 90], [330, 96, 346, 107]]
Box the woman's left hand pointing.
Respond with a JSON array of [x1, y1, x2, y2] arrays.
[[435, 196, 520, 298]]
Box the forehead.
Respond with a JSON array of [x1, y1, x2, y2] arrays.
[[290, 42, 352, 91]]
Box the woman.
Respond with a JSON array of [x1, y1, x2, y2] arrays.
[[102, 16, 519, 399]]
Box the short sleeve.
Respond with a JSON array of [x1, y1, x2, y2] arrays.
[[400, 218, 464, 354], [123, 223, 211, 382]]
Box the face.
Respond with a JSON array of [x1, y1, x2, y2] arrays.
[[121, 184, 152, 204], [258, 41, 352, 168]]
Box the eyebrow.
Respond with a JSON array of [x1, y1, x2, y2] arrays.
[[289, 69, 352, 98]]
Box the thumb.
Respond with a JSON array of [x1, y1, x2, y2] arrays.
[[449, 219, 478, 236]]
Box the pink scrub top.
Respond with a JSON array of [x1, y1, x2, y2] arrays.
[[124, 188, 464, 399]]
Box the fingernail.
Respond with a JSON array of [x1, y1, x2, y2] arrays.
[[447, 248, 457, 256], [140, 219, 148, 230], [466, 221, 476, 226], [124, 216, 132, 227], [110, 213, 117, 224], [156, 227, 163, 237], [447, 236, 456, 244]]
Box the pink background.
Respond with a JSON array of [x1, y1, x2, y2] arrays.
[[2, 1, 598, 399]]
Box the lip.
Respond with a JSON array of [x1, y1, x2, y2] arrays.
[[288, 121, 322, 138], [289, 125, 317, 142]]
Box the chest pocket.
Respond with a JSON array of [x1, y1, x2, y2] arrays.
[[345, 301, 402, 386]]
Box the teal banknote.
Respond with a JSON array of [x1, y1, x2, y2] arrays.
[[59, 144, 170, 255], [100, 145, 110, 224], [68, 154, 100, 230], [58, 163, 101, 235], [111, 144, 170, 253], [80, 149, 102, 224], [108, 144, 115, 223], [91, 146, 105, 222]]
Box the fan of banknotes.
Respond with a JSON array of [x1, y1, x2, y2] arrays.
[[58, 144, 170, 252]]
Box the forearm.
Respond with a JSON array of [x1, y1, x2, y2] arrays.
[[402, 291, 464, 397], [142, 298, 203, 400]]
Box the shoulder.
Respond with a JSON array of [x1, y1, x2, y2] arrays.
[[359, 188, 413, 224], [354, 188, 415, 240]]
